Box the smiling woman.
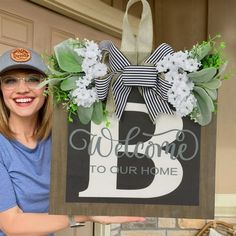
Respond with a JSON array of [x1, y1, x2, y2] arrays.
[[0, 48, 52, 143], [1, 70, 45, 114], [0, 47, 145, 236], [0, 68, 48, 147]]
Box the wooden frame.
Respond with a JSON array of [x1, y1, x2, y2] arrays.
[[49, 91, 217, 218]]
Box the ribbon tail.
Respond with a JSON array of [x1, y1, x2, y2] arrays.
[[95, 74, 114, 100], [154, 77, 173, 100], [113, 75, 132, 120], [142, 87, 173, 122], [106, 87, 116, 116]]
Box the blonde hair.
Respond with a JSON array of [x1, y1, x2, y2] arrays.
[[0, 90, 52, 141]]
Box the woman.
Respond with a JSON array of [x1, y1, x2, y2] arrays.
[[0, 48, 144, 236]]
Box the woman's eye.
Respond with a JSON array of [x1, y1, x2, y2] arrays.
[[3, 77, 17, 85], [27, 75, 41, 83]]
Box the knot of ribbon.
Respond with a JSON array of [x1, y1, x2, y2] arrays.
[[95, 40, 174, 122]]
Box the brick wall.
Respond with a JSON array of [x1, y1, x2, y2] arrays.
[[110, 217, 236, 236]]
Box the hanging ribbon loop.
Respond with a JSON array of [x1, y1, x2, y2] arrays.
[[95, 0, 175, 122], [121, 0, 153, 64]]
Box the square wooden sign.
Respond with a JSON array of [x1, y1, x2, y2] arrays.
[[49, 88, 216, 218]]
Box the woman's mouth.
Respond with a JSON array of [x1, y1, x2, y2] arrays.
[[14, 97, 34, 106]]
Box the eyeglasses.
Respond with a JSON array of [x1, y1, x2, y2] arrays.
[[0, 74, 45, 90]]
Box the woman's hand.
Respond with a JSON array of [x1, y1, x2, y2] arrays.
[[86, 216, 145, 224]]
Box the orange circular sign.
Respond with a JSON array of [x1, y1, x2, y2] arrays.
[[10, 48, 31, 62]]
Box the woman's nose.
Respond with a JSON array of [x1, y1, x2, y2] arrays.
[[16, 79, 30, 92]]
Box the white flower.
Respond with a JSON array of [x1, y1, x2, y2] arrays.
[[82, 57, 97, 70], [156, 60, 169, 72], [71, 87, 98, 108], [182, 58, 201, 72], [156, 49, 200, 117], [75, 78, 86, 89], [156, 50, 201, 74], [74, 48, 86, 57], [167, 90, 178, 105], [92, 63, 108, 78], [75, 76, 92, 89], [175, 94, 197, 117], [166, 72, 196, 116], [82, 75, 93, 86], [165, 71, 179, 83], [85, 40, 100, 59], [70, 39, 107, 109]]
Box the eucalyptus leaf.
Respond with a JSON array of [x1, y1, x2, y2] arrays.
[[60, 76, 79, 91], [54, 39, 83, 73], [77, 105, 94, 125], [188, 67, 217, 83], [193, 86, 214, 112], [204, 88, 217, 100], [92, 101, 104, 124], [197, 42, 212, 61]]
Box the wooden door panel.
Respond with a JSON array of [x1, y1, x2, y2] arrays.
[[0, 10, 33, 48]]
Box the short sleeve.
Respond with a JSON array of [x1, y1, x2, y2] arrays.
[[0, 161, 17, 212]]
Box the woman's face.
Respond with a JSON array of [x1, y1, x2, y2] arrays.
[[0, 69, 46, 120]]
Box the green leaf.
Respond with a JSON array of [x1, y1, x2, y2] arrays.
[[199, 78, 222, 89], [204, 88, 217, 100], [92, 101, 104, 124], [193, 86, 215, 112], [193, 86, 213, 126], [60, 76, 78, 91], [77, 105, 94, 124], [197, 42, 212, 60], [214, 61, 228, 79], [194, 92, 212, 126], [188, 67, 217, 83], [48, 66, 69, 76], [54, 39, 83, 73]]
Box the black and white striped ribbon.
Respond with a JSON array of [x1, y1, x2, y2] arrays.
[[95, 40, 174, 121]]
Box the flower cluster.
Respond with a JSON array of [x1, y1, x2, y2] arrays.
[[74, 40, 107, 78], [156, 51, 200, 73], [41, 38, 107, 124], [156, 35, 227, 125], [70, 78, 98, 108], [70, 40, 107, 108], [156, 51, 200, 117]]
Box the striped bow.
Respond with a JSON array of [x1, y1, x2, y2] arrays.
[[95, 40, 174, 122]]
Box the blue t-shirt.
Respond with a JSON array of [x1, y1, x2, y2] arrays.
[[0, 134, 53, 236]]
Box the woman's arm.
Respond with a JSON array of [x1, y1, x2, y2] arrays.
[[0, 206, 145, 236], [0, 206, 88, 236]]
